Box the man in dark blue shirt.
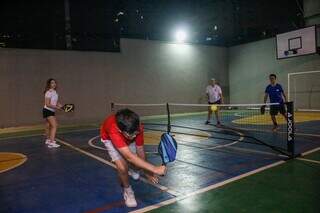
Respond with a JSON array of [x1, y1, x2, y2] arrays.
[[264, 74, 287, 131]]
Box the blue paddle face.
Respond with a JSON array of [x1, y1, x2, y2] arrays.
[[158, 133, 177, 165]]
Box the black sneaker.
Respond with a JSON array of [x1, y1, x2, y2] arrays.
[[205, 121, 210, 125]]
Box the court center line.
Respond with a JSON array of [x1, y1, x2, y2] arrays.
[[296, 157, 320, 164], [129, 160, 286, 213], [56, 138, 180, 197]]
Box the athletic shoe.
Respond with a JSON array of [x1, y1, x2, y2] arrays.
[[205, 121, 210, 125], [48, 142, 60, 148], [128, 169, 140, 180], [45, 139, 51, 144], [123, 186, 137, 207]]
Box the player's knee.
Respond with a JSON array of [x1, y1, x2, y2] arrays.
[[116, 162, 128, 175]]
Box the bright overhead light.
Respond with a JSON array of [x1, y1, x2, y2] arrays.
[[175, 30, 187, 43]]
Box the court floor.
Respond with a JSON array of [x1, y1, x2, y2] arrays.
[[0, 114, 319, 213]]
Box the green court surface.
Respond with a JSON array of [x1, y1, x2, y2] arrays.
[[305, 151, 320, 162], [0, 124, 98, 140], [151, 152, 320, 213]]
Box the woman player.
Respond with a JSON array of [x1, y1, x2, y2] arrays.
[[43, 78, 62, 148]]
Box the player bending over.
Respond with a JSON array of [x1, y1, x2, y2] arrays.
[[100, 109, 166, 207]]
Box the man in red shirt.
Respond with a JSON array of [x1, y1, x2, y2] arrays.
[[100, 108, 166, 207]]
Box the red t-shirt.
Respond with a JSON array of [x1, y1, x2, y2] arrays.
[[100, 114, 144, 148]]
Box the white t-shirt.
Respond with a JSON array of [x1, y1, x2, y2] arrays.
[[44, 89, 59, 112], [206, 84, 222, 103]]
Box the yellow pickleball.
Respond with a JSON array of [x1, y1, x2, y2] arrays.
[[211, 104, 218, 112]]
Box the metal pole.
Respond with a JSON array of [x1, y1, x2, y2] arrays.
[[166, 103, 171, 133], [64, 0, 72, 49]]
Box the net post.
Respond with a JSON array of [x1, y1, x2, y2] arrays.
[[166, 103, 171, 133], [286, 101, 295, 157]]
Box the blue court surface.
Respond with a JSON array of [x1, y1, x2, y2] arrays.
[[1, 113, 319, 213]]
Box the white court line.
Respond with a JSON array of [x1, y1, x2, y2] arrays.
[[88, 136, 106, 151], [301, 147, 320, 156], [0, 128, 99, 141], [297, 158, 320, 164], [129, 160, 286, 213], [230, 126, 320, 138], [0, 133, 43, 141], [297, 146, 320, 164], [198, 129, 244, 151], [56, 138, 180, 197], [224, 146, 288, 158]]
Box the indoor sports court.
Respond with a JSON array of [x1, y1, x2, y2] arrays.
[[1, 1, 320, 213]]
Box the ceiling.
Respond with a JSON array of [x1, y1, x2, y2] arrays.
[[0, 0, 305, 51]]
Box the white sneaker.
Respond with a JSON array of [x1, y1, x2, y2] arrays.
[[48, 142, 60, 148], [123, 186, 137, 208], [128, 169, 140, 180], [45, 139, 51, 144]]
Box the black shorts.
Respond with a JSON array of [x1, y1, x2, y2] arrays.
[[43, 108, 55, 118], [270, 104, 286, 116], [208, 99, 221, 105]]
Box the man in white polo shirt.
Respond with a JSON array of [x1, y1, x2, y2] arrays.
[[206, 78, 223, 126]]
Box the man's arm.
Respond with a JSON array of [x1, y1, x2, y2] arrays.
[[117, 146, 165, 176], [206, 86, 210, 102], [219, 93, 224, 104], [136, 146, 146, 160], [136, 146, 160, 183], [263, 93, 268, 104], [282, 92, 287, 102], [280, 86, 287, 102]]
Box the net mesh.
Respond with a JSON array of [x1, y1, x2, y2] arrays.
[[111, 102, 294, 157], [289, 71, 320, 111]]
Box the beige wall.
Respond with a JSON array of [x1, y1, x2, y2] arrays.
[[0, 39, 228, 128]]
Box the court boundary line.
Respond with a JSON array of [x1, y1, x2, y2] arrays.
[[301, 147, 320, 156], [227, 126, 320, 138], [297, 158, 320, 164], [297, 146, 320, 164], [56, 138, 181, 197], [0, 128, 99, 141], [223, 146, 288, 158], [129, 160, 286, 213]]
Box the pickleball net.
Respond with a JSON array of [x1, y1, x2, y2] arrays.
[[111, 102, 295, 157]]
